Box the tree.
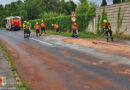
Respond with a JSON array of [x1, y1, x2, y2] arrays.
[[24, 0, 45, 20], [76, 0, 96, 15], [101, 0, 107, 6], [65, 0, 77, 15], [122, 0, 125, 2], [113, 0, 130, 4], [76, 0, 89, 14], [0, 5, 5, 27], [59, 0, 76, 15], [113, 0, 121, 4], [59, 0, 67, 14], [125, 0, 130, 2], [17, 1, 28, 20], [42, 0, 60, 12]]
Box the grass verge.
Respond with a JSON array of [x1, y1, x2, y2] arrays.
[[31, 29, 101, 38], [31, 29, 130, 40], [0, 45, 30, 90]]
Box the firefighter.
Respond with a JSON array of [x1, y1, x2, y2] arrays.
[[41, 20, 46, 35], [72, 22, 78, 38], [52, 24, 59, 34], [23, 21, 27, 38], [104, 19, 113, 42], [26, 22, 31, 38], [35, 22, 40, 36]]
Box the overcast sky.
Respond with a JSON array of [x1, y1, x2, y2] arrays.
[[0, 0, 113, 6]]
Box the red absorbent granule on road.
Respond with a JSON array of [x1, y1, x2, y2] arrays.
[[63, 38, 130, 58], [92, 42, 98, 45]]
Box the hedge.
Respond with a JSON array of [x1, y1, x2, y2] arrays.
[[29, 14, 91, 32]]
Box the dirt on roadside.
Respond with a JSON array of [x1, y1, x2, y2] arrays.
[[63, 38, 130, 58]]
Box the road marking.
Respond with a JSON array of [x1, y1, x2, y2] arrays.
[[30, 38, 54, 47]]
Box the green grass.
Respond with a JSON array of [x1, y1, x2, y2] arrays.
[[31, 29, 101, 38], [0, 28, 6, 29]]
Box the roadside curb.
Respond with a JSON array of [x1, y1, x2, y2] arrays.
[[0, 45, 29, 90]]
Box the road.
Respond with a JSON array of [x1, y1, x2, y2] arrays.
[[0, 30, 130, 90]]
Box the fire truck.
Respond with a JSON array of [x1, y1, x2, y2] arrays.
[[5, 16, 22, 31]]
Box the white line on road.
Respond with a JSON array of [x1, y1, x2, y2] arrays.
[[30, 38, 54, 47]]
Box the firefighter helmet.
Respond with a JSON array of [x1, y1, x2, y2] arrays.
[[36, 22, 38, 24], [24, 21, 27, 23], [27, 22, 29, 24], [104, 19, 108, 23]]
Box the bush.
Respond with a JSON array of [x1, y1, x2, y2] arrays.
[[40, 12, 65, 19], [30, 14, 91, 32]]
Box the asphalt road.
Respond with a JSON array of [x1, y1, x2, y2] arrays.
[[0, 30, 130, 90]]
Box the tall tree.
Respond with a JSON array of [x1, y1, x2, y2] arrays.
[[101, 0, 107, 6], [59, 0, 76, 15], [113, 0, 121, 4], [122, 0, 125, 2], [0, 5, 5, 27], [76, 0, 89, 14], [76, 0, 96, 15], [66, 0, 77, 15], [42, 0, 60, 12], [25, 0, 45, 19]]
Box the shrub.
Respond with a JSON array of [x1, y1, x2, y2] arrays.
[[30, 14, 91, 32]]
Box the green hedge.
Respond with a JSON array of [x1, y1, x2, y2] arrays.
[[29, 14, 91, 32]]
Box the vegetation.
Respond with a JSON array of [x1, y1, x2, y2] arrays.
[[97, 15, 101, 34], [101, 0, 107, 6], [116, 6, 124, 34], [113, 0, 121, 4], [126, 0, 130, 2], [76, 0, 96, 15], [30, 14, 91, 32], [100, 8, 107, 33], [113, 0, 130, 4], [0, 0, 96, 29]]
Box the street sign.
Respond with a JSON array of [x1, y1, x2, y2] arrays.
[[71, 17, 77, 22], [71, 11, 76, 17]]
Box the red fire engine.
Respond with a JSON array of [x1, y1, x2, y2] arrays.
[[5, 16, 22, 31]]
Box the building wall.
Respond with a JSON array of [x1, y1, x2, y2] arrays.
[[96, 2, 130, 35], [86, 16, 96, 33]]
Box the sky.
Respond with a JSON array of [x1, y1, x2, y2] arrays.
[[0, 0, 113, 6]]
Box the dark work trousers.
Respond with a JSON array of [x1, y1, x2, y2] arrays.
[[36, 30, 40, 36], [24, 29, 27, 38], [106, 30, 113, 42], [27, 29, 30, 37], [41, 27, 46, 34], [72, 30, 78, 38]]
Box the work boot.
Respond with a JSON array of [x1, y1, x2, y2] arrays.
[[24, 34, 26, 38], [111, 37, 114, 42], [106, 38, 109, 42], [75, 35, 78, 38]]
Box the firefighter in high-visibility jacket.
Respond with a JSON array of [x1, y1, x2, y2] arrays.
[[52, 24, 59, 34], [72, 22, 78, 38], [41, 21, 46, 35], [26, 22, 31, 38], [35, 22, 40, 36], [104, 19, 113, 42], [23, 21, 27, 38]]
